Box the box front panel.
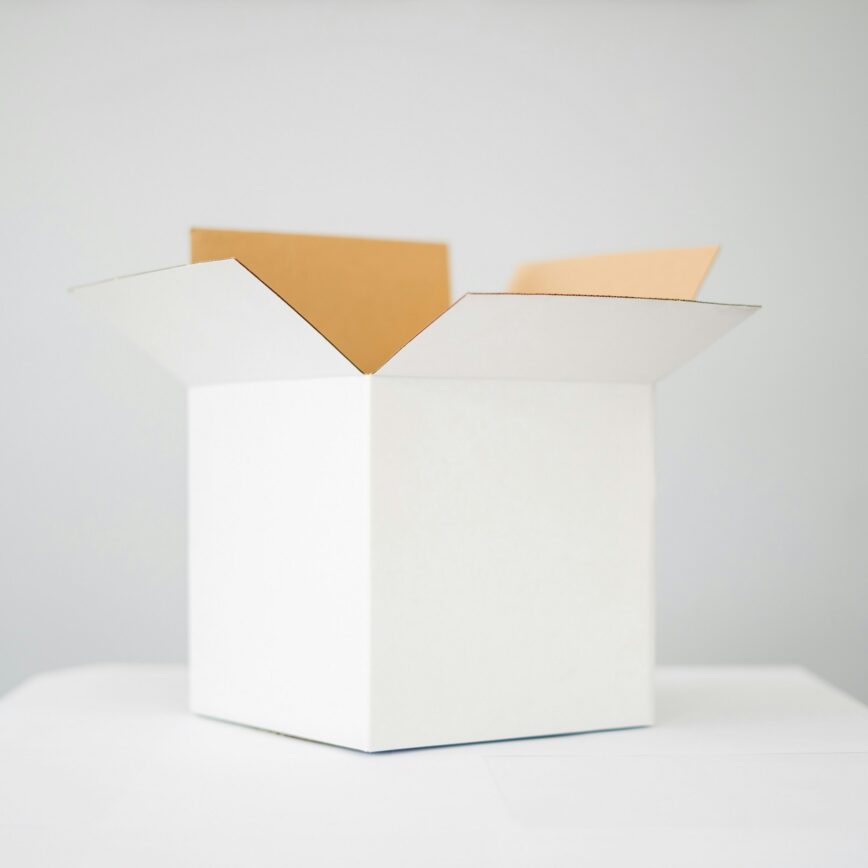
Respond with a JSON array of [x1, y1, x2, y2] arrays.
[[189, 378, 371, 750], [370, 378, 654, 750]]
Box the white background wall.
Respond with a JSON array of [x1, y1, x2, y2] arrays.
[[1, 0, 866, 701]]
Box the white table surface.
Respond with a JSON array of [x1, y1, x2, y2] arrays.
[[1, 666, 866, 867]]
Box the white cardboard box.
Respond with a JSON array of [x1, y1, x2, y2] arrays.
[[73, 234, 756, 751]]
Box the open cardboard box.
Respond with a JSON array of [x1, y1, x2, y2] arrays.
[[73, 230, 757, 751]]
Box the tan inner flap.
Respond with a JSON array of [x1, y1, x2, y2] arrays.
[[191, 228, 451, 373], [507, 245, 719, 300]]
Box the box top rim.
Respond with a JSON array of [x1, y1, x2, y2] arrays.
[[71, 259, 759, 385]]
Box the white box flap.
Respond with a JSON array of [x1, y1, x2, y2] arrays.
[[375, 293, 758, 382], [71, 259, 361, 385]]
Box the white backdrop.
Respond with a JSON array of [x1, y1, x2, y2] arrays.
[[1, 0, 866, 701]]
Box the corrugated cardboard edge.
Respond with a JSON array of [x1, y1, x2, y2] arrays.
[[231, 260, 364, 374]]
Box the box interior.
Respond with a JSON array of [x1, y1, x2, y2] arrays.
[[191, 228, 450, 374], [190, 229, 723, 373]]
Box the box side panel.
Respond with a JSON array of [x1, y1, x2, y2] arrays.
[[369, 378, 653, 751], [189, 378, 371, 750]]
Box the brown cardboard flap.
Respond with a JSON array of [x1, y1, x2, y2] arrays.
[[191, 228, 451, 373], [507, 245, 719, 300]]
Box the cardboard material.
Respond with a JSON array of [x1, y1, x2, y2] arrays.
[[377, 293, 755, 381], [190, 228, 450, 373], [368, 378, 654, 749], [72, 259, 359, 384], [73, 236, 758, 752], [190, 378, 372, 749], [507, 245, 719, 299]]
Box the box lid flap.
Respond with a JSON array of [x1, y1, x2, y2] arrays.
[[508, 245, 719, 300], [71, 259, 361, 384], [375, 293, 758, 382]]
